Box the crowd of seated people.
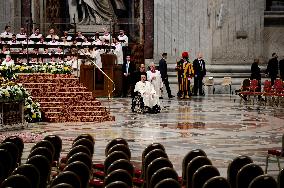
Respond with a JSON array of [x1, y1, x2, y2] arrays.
[[0, 26, 129, 69]]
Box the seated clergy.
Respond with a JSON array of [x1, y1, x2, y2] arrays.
[[133, 73, 160, 113], [2, 54, 15, 66]]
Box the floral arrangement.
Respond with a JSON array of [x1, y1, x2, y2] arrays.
[[0, 63, 72, 79], [0, 81, 42, 123]]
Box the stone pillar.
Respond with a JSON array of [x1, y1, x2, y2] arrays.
[[21, 0, 31, 27], [144, 0, 154, 59], [0, 0, 22, 33]]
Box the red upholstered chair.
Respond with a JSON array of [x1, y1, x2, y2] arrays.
[[273, 79, 284, 106], [265, 133, 284, 173]]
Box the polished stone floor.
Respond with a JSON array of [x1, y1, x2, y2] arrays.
[[1, 95, 284, 178]]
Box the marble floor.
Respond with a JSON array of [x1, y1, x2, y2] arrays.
[[1, 95, 284, 178]]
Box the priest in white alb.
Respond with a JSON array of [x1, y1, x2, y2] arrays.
[[146, 63, 163, 98]]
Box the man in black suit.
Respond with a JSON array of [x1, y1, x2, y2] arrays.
[[250, 58, 262, 100], [122, 55, 135, 97], [133, 63, 147, 84], [279, 57, 284, 81], [193, 53, 206, 96], [158, 53, 174, 99], [265, 53, 279, 86]]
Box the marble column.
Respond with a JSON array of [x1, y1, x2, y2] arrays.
[[144, 0, 154, 59], [21, 0, 31, 27], [0, 0, 22, 33]]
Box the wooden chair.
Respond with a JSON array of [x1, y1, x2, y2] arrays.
[[149, 167, 178, 188], [44, 135, 62, 163], [248, 175, 277, 188], [186, 156, 212, 188], [182, 149, 207, 185], [1, 174, 32, 188], [192, 165, 220, 188], [12, 164, 40, 188], [72, 138, 94, 156], [104, 169, 133, 187], [154, 178, 181, 188], [3, 136, 24, 165], [236, 163, 264, 188], [63, 161, 90, 188], [28, 147, 53, 165], [50, 171, 81, 188], [146, 157, 173, 188], [203, 176, 230, 188], [227, 155, 253, 188]]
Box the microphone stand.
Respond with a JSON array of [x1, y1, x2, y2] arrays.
[[26, 20, 29, 65]]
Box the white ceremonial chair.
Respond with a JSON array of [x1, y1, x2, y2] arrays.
[[221, 77, 232, 95], [204, 77, 215, 94]]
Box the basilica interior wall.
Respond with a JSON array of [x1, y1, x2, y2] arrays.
[[153, 0, 267, 65], [153, 0, 211, 63], [263, 27, 284, 60], [0, 0, 21, 33], [210, 0, 265, 65]]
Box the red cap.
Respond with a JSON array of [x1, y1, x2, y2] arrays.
[[182, 51, 189, 58]]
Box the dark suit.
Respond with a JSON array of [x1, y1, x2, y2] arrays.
[[279, 59, 284, 81], [133, 71, 147, 85], [122, 61, 135, 97], [266, 57, 278, 85], [158, 58, 172, 97], [250, 62, 261, 96], [193, 58, 206, 95]]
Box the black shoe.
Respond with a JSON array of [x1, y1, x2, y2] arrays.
[[168, 95, 175, 99], [159, 97, 163, 99]]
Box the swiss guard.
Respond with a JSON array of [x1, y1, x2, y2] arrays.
[[176, 51, 194, 99]]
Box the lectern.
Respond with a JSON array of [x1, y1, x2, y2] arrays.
[[80, 54, 116, 97]]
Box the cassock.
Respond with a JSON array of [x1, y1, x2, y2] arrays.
[[146, 70, 163, 97], [134, 81, 160, 108]]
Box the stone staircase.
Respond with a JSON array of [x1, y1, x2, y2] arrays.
[[17, 74, 115, 123]]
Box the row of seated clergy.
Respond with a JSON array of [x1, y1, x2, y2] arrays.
[[0, 54, 83, 69], [0, 43, 123, 65], [0, 49, 122, 67], [0, 29, 129, 46]]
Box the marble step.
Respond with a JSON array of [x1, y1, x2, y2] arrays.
[[40, 102, 64, 107], [38, 99, 102, 107], [26, 88, 90, 96], [40, 92, 94, 99], [33, 97, 79, 103], [44, 111, 108, 117], [18, 77, 80, 84], [69, 106, 107, 111], [40, 103, 106, 111], [45, 115, 114, 123], [76, 100, 102, 106], [22, 83, 57, 88], [41, 105, 108, 113]]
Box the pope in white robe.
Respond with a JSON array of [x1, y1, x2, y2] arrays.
[[146, 63, 163, 98], [134, 74, 160, 108]]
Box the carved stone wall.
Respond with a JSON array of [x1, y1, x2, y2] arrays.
[[210, 0, 265, 64], [153, 0, 211, 62], [153, 0, 267, 64], [263, 27, 284, 59]]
